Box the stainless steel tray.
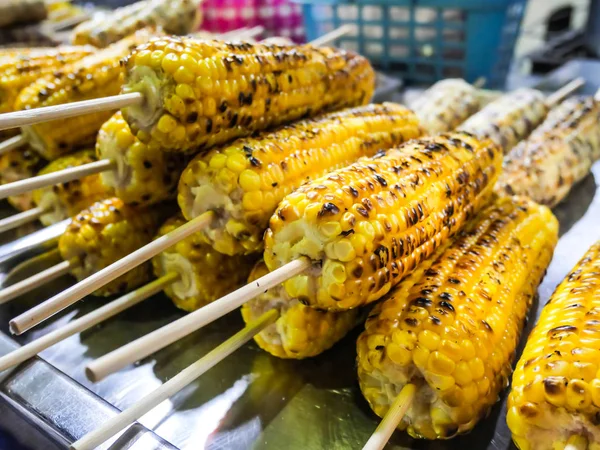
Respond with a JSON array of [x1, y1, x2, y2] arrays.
[[0, 164, 598, 450]]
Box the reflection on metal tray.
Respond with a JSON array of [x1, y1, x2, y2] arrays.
[[0, 162, 598, 449]]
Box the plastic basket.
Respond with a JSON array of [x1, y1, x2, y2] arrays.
[[296, 0, 526, 87]]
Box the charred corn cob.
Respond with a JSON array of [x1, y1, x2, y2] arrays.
[[0, 148, 46, 212], [121, 36, 376, 153], [264, 132, 503, 311], [71, 0, 201, 48], [497, 97, 600, 207], [178, 103, 422, 256], [409, 79, 480, 135], [151, 215, 255, 312], [0, 46, 93, 114], [96, 112, 187, 206], [32, 150, 112, 227], [59, 197, 166, 297], [15, 29, 155, 160], [241, 260, 360, 359], [507, 241, 600, 450], [357, 196, 558, 439], [458, 88, 548, 153]]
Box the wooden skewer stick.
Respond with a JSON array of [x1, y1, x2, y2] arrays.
[[72, 309, 278, 450], [0, 159, 115, 200], [9, 211, 215, 335], [0, 273, 178, 372], [362, 384, 416, 450], [222, 25, 264, 40], [545, 77, 585, 107], [0, 92, 143, 131], [85, 257, 310, 381], [565, 435, 588, 450], [0, 134, 27, 156], [472, 77, 486, 89], [0, 207, 45, 234], [0, 258, 75, 305], [310, 24, 354, 47]]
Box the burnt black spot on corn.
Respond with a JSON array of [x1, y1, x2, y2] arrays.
[[357, 196, 558, 440], [178, 103, 422, 256], [121, 36, 376, 154], [264, 132, 503, 311], [496, 97, 600, 207], [58, 197, 166, 297]]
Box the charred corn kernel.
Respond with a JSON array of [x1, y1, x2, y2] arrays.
[[96, 112, 187, 206], [72, 0, 201, 48], [357, 196, 558, 440], [409, 79, 480, 134], [497, 97, 600, 207], [152, 215, 255, 312], [508, 241, 600, 450], [121, 36, 376, 153], [0, 46, 93, 114], [178, 103, 422, 255], [264, 132, 502, 311], [458, 88, 548, 153], [241, 260, 360, 359], [59, 197, 166, 296], [15, 30, 155, 160], [32, 150, 111, 226], [0, 148, 46, 212]]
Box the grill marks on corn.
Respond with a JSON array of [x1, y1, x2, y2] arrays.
[[357, 196, 558, 440], [123, 37, 376, 153]]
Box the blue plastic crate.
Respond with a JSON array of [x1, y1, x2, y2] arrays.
[[296, 0, 526, 87]]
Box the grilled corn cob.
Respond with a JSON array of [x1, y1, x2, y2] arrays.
[[71, 0, 201, 48], [241, 260, 360, 359], [15, 29, 155, 160], [59, 197, 165, 297], [507, 241, 600, 450], [458, 88, 548, 153], [121, 36, 376, 153], [96, 112, 187, 206], [178, 103, 422, 256], [497, 97, 600, 207], [264, 132, 503, 311], [0, 46, 93, 114], [0, 148, 46, 211], [409, 79, 480, 135], [357, 196, 558, 439], [32, 150, 112, 227], [151, 215, 255, 312], [0, 0, 47, 28]]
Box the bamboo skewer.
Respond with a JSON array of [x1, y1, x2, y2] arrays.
[[85, 257, 310, 381], [71, 309, 278, 450], [565, 435, 588, 450], [545, 77, 585, 107], [0, 134, 27, 156], [0, 273, 178, 372], [9, 211, 215, 335], [0, 207, 46, 234], [362, 384, 416, 450], [310, 24, 353, 47]]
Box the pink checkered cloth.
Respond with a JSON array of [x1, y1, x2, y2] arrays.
[[201, 0, 305, 42]]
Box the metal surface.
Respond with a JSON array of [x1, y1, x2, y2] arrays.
[[0, 163, 598, 450]]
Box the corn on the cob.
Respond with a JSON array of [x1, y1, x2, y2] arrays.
[[0, 148, 46, 211], [409, 79, 480, 135], [58, 197, 166, 297], [15, 29, 155, 160], [151, 215, 255, 312], [121, 36, 376, 153], [357, 196, 558, 439], [32, 150, 112, 227], [241, 260, 360, 359], [507, 241, 600, 450], [458, 88, 548, 153], [71, 0, 201, 48], [96, 112, 187, 206], [178, 103, 422, 256], [0, 46, 93, 114], [496, 97, 600, 207], [264, 132, 502, 311]]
